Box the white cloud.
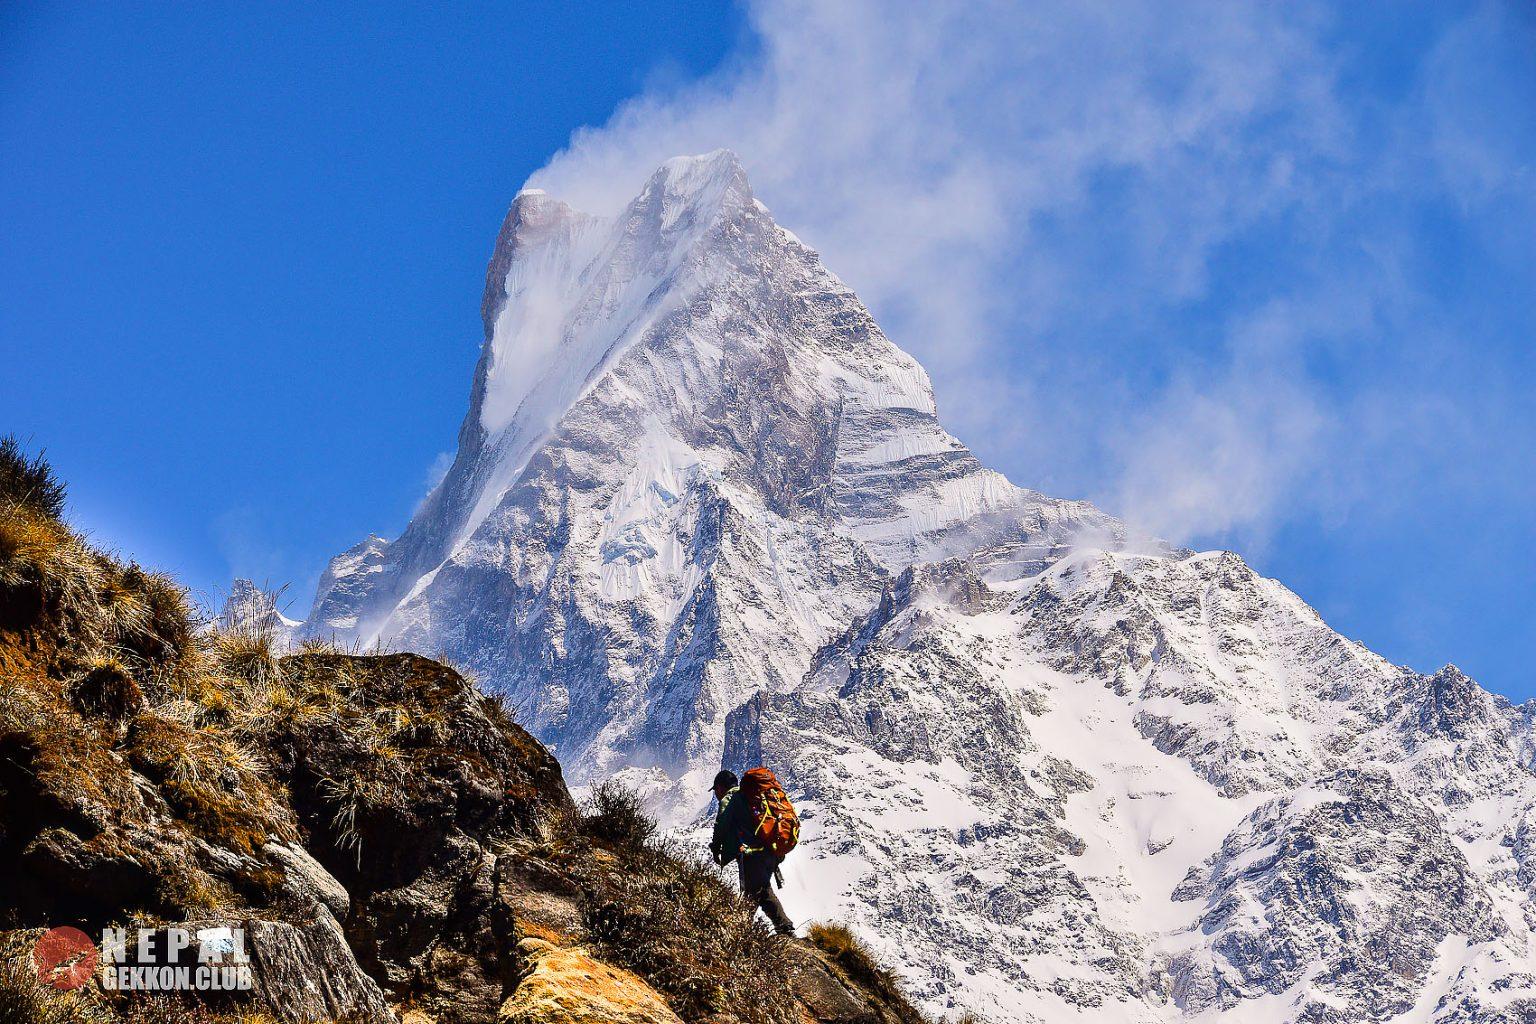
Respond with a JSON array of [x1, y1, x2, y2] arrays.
[[423, 449, 454, 492], [524, 0, 1532, 549], [211, 505, 315, 618]]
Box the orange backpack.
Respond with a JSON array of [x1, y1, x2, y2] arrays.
[[739, 767, 800, 858]]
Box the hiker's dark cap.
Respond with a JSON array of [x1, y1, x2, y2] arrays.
[[712, 770, 737, 793]]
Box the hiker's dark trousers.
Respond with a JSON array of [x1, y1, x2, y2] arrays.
[[739, 851, 794, 934]]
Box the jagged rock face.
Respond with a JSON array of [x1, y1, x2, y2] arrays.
[[303, 153, 1536, 1022], [169, 911, 393, 1024], [733, 552, 1536, 1022], [1168, 770, 1504, 1019], [305, 537, 390, 635]]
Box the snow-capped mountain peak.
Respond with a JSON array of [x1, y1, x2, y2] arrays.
[[299, 155, 1536, 1023]]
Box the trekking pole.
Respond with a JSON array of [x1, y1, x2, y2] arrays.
[[773, 865, 785, 889]]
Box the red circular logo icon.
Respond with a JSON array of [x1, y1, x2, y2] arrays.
[[33, 926, 98, 991]]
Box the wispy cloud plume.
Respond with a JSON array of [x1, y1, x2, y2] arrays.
[[527, 0, 1534, 551]]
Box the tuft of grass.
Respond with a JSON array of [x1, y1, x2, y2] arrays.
[[293, 635, 356, 657], [314, 754, 410, 866], [0, 479, 190, 676], [65, 658, 144, 725], [114, 566, 194, 668], [125, 716, 296, 858], [0, 436, 67, 520], [0, 505, 103, 638], [807, 921, 865, 959], [478, 689, 520, 730], [208, 627, 280, 688], [0, 441, 94, 641], [582, 781, 656, 850], [154, 865, 240, 918]]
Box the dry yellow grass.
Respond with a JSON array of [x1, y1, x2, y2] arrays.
[[0, 932, 112, 1024], [0, 441, 300, 920], [501, 938, 685, 1024]]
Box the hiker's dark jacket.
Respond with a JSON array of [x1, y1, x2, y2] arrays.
[[710, 787, 755, 866]]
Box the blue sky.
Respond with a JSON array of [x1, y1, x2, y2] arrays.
[[4, 2, 1533, 700], [1, 1, 741, 600]]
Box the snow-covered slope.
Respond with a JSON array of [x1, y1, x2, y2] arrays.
[[736, 551, 1536, 1021], [301, 152, 1536, 1023]]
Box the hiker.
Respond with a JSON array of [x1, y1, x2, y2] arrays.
[[710, 768, 798, 936]]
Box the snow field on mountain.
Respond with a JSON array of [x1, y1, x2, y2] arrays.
[[295, 152, 1536, 1023]]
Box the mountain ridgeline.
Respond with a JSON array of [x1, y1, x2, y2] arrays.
[[290, 151, 1531, 1022]]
